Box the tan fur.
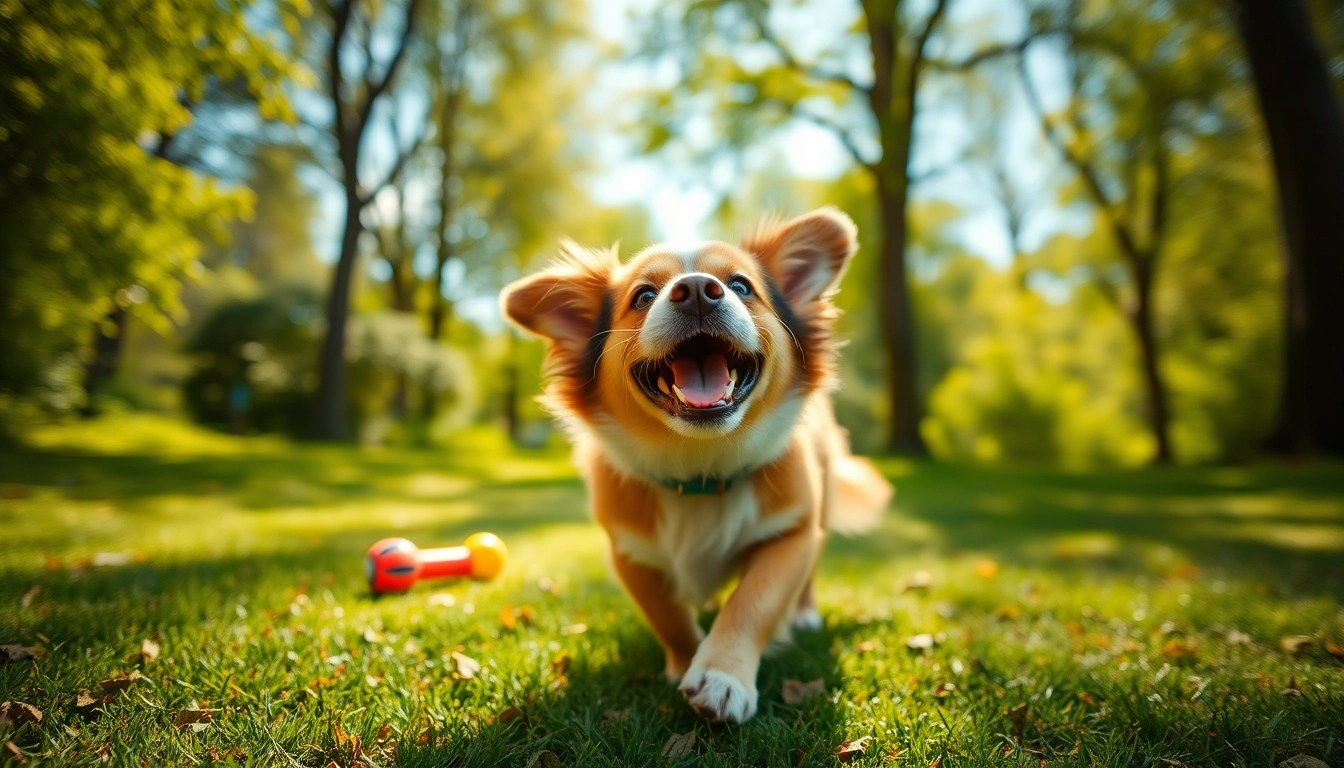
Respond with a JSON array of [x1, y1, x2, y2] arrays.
[[500, 208, 892, 723]]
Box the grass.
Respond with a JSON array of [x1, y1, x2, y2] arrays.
[[1, 413, 1343, 767]]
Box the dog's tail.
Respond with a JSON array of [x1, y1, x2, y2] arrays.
[[827, 454, 892, 534]]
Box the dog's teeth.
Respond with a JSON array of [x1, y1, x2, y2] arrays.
[[658, 377, 670, 396], [672, 384, 687, 404], [729, 369, 738, 383], [723, 379, 735, 400]]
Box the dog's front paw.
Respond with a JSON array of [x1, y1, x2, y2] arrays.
[[679, 663, 758, 723], [791, 607, 824, 631]]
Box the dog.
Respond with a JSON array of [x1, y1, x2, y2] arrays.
[[499, 207, 892, 723]]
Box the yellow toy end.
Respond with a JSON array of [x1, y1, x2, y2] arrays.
[[463, 532, 508, 579]]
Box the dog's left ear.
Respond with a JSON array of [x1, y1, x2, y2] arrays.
[[744, 207, 858, 310]]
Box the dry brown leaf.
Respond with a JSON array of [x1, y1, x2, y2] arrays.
[[855, 641, 876, 654], [495, 706, 524, 724], [551, 652, 571, 680], [662, 731, 696, 760], [1281, 636, 1313, 655], [1077, 692, 1097, 705], [140, 639, 160, 665], [0, 645, 45, 664], [20, 587, 40, 609], [0, 701, 42, 726], [975, 560, 1000, 579], [451, 651, 481, 679], [603, 708, 631, 724], [782, 678, 826, 704], [96, 670, 142, 695], [500, 605, 517, 631], [527, 749, 563, 768], [835, 736, 872, 763], [1006, 703, 1029, 741], [1279, 756, 1332, 768], [376, 723, 393, 742], [906, 633, 935, 651], [902, 570, 934, 592], [332, 720, 362, 762], [1326, 641, 1344, 660], [3, 741, 24, 765], [933, 682, 956, 697], [1161, 638, 1197, 661], [174, 708, 216, 731], [929, 758, 943, 768]]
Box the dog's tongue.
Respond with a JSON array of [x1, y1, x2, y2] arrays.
[[670, 353, 730, 407]]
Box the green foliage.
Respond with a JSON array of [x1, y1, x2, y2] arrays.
[[0, 0, 300, 398]]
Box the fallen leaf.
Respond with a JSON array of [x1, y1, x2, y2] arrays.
[[96, 670, 142, 695], [975, 560, 999, 579], [174, 708, 216, 731], [518, 606, 537, 625], [855, 641, 876, 654], [835, 736, 872, 763], [495, 706, 524, 724], [1326, 641, 1344, 660], [1077, 692, 1097, 705], [550, 652, 571, 680], [0, 701, 42, 726], [140, 639, 160, 665], [902, 570, 934, 592], [560, 623, 587, 636], [500, 605, 517, 631], [376, 723, 393, 742], [451, 651, 481, 679], [906, 633, 935, 651], [1282, 675, 1303, 697], [928, 758, 943, 768], [1161, 638, 1197, 661], [603, 708, 631, 724], [662, 731, 696, 760], [1281, 636, 1313, 655], [0, 645, 42, 664], [20, 587, 40, 609], [3, 741, 23, 765], [933, 682, 956, 697], [1279, 756, 1332, 768], [332, 720, 362, 763], [782, 678, 826, 704], [427, 593, 456, 608], [527, 749, 563, 768], [1005, 703, 1029, 741]]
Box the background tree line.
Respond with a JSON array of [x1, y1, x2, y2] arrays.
[[1, 0, 1340, 466]]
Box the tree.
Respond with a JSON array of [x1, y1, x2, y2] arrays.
[[0, 0, 295, 406], [998, 0, 1243, 464], [1230, 0, 1344, 455], [647, 0, 953, 454], [312, 0, 425, 440]]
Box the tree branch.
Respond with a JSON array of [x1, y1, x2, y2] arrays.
[[789, 104, 876, 171], [754, 17, 868, 93], [356, 0, 424, 127]]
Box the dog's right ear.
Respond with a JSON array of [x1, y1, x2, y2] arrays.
[[500, 240, 617, 356]]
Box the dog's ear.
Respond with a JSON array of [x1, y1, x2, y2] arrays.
[[500, 240, 617, 356], [743, 207, 858, 310]]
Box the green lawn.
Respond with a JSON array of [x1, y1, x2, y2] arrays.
[[2, 414, 1343, 767]]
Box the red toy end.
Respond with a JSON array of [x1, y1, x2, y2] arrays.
[[366, 537, 420, 594]]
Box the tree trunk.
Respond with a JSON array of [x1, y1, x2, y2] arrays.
[[1231, 0, 1344, 455], [875, 177, 926, 454], [313, 191, 361, 440], [81, 304, 127, 416], [1130, 263, 1172, 464]]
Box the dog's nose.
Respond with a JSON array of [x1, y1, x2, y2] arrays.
[[668, 274, 724, 318]]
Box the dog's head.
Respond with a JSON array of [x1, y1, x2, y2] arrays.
[[500, 207, 857, 452]]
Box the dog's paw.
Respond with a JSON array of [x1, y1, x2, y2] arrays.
[[679, 665, 758, 723], [791, 607, 824, 631]]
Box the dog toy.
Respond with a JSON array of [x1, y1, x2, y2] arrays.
[[365, 533, 507, 595]]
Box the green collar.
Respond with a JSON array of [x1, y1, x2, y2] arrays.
[[659, 470, 750, 496]]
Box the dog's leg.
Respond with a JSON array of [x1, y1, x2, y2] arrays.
[[679, 523, 822, 722], [791, 574, 824, 631], [611, 550, 703, 682]]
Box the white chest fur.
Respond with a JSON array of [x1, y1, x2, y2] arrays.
[[612, 482, 803, 605]]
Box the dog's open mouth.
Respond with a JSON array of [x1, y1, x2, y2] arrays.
[[632, 334, 762, 422]]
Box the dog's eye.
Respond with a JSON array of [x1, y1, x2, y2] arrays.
[[631, 286, 657, 310], [728, 277, 753, 298]]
